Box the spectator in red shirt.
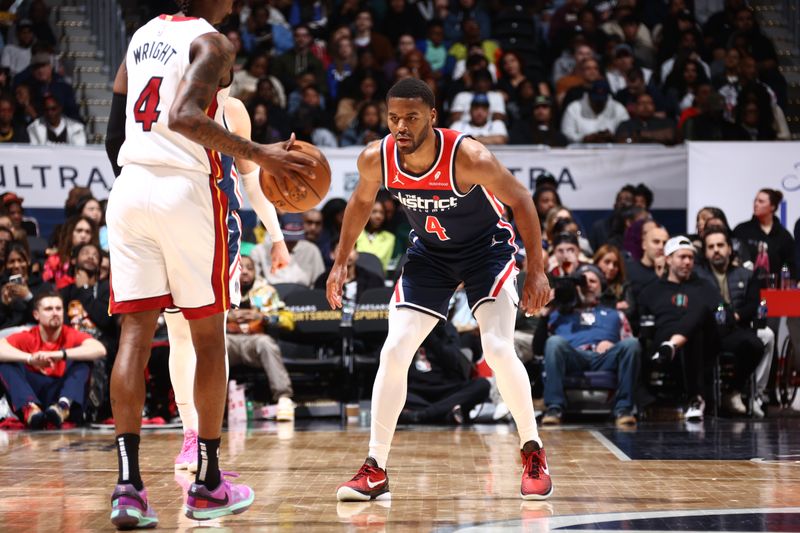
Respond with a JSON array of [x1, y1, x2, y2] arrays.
[[0, 290, 106, 429]]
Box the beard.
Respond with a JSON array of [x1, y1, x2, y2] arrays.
[[395, 121, 430, 154]]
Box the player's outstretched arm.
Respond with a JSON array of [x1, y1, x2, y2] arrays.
[[169, 32, 316, 189], [456, 138, 550, 314], [325, 141, 383, 309], [224, 97, 289, 272]]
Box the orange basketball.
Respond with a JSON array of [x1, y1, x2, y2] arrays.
[[259, 140, 331, 213]]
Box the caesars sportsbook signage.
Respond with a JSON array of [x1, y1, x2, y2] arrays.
[[0, 144, 689, 210]]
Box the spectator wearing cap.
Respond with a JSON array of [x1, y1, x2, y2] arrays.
[[509, 95, 568, 147], [615, 93, 676, 145], [614, 67, 672, 119], [449, 68, 506, 124], [606, 43, 652, 94], [450, 93, 508, 145], [27, 94, 86, 146], [534, 263, 640, 427], [2, 193, 39, 237], [639, 235, 725, 422], [1, 19, 35, 78], [561, 79, 630, 143], [250, 214, 325, 287], [0, 94, 29, 143], [355, 200, 396, 273], [13, 52, 80, 121]]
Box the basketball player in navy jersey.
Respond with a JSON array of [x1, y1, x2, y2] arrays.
[[328, 78, 553, 502]]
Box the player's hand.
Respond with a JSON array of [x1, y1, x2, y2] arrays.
[[326, 262, 348, 309], [270, 240, 290, 273], [520, 270, 550, 316], [254, 133, 317, 197]]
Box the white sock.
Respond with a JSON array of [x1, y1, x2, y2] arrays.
[[368, 306, 438, 469], [166, 312, 199, 433], [474, 280, 542, 449]]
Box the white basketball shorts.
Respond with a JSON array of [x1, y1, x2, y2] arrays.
[[106, 163, 230, 319]]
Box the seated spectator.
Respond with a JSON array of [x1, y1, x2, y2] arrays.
[[250, 214, 325, 287], [683, 92, 748, 140], [287, 70, 327, 115], [736, 97, 776, 141], [14, 52, 80, 121], [28, 0, 57, 47], [548, 232, 584, 277], [314, 237, 385, 300], [447, 17, 499, 70], [554, 45, 596, 102], [561, 79, 630, 144], [355, 201, 396, 272], [399, 321, 490, 425], [249, 100, 285, 144], [27, 95, 86, 146], [340, 101, 389, 147], [606, 43, 652, 94], [382, 2, 425, 45], [617, 15, 656, 69], [226, 255, 295, 421], [537, 264, 639, 427], [544, 207, 592, 257], [13, 83, 38, 127], [303, 208, 330, 264], [509, 95, 568, 147], [533, 180, 562, 234], [3, 193, 39, 237], [399, 49, 437, 90], [735, 56, 789, 139], [0, 291, 106, 429], [677, 82, 713, 131], [0, 19, 35, 79], [641, 236, 721, 421], [626, 223, 668, 303], [76, 197, 106, 251], [43, 216, 98, 289], [663, 57, 710, 113], [230, 54, 284, 106], [450, 93, 508, 145], [272, 24, 326, 95], [449, 69, 506, 124], [696, 227, 771, 416], [729, 6, 786, 108], [659, 30, 711, 83], [0, 241, 52, 331], [327, 36, 357, 102], [253, 76, 290, 125], [615, 67, 671, 119], [497, 51, 532, 104], [594, 244, 633, 312], [417, 20, 451, 77], [335, 74, 385, 133], [382, 33, 419, 82], [352, 10, 393, 67], [560, 57, 603, 111], [615, 93, 676, 144]]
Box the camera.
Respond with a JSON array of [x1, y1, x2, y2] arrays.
[[551, 275, 586, 314]]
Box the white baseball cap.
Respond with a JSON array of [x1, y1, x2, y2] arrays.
[[664, 235, 695, 256]]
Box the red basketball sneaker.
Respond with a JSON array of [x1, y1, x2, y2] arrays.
[[520, 440, 553, 500], [336, 458, 391, 502]]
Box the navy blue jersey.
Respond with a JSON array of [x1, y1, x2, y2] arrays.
[[382, 127, 513, 249]]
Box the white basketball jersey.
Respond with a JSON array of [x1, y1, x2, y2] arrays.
[[117, 14, 229, 174]]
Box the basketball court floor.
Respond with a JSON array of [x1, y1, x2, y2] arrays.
[[1, 417, 799, 532]]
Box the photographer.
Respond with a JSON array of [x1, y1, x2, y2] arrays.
[[534, 264, 640, 427], [696, 227, 769, 416]]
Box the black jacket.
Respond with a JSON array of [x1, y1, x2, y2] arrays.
[[733, 216, 796, 278], [314, 265, 385, 299], [0, 274, 53, 329], [696, 264, 760, 327]]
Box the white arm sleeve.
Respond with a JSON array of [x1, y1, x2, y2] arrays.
[[240, 167, 284, 243]]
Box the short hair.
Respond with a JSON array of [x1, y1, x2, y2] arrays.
[[386, 78, 435, 108], [33, 289, 62, 311], [634, 183, 653, 208], [703, 225, 732, 248]]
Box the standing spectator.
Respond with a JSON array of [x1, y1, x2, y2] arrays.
[[733, 189, 796, 280], [0, 94, 29, 142], [352, 10, 393, 67], [272, 25, 326, 95], [450, 93, 508, 145], [561, 79, 630, 144], [27, 95, 86, 146], [355, 201, 396, 272], [615, 93, 676, 144], [0, 19, 34, 78], [0, 291, 106, 429], [509, 95, 569, 147], [14, 52, 80, 121], [43, 216, 98, 290], [0, 242, 52, 331], [250, 214, 325, 287], [340, 102, 389, 146]]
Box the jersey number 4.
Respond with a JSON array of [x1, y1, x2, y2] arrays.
[[133, 76, 163, 131], [425, 216, 449, 241]]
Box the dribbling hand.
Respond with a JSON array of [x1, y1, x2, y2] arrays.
[[326, 263, 348, 309], [270, 240, 290, 273], [254, 133, 317, 196], [520, 270, 551, 316]]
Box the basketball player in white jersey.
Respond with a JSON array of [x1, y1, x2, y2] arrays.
[[328, 79, 552, 502], [168, 96, 290, 474], [103, 0, 315, 528]]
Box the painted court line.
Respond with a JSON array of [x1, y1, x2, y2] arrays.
[[589, 429, 632, 462]]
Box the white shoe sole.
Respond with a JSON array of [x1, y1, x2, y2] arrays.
[[520, 484, 554, 501], [336, 486, 391, 502]]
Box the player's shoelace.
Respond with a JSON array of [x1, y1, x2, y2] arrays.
[[351, 463, 380, 481], [524, 452, 542, 479]]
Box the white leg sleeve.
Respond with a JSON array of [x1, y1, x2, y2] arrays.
[[166, 312, 198, 432], [368, 305, 438, 469], [474, 279, 542, 449], [755, 327, 775, 398]]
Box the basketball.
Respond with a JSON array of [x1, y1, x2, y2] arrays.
[[259, 140, 331, 213]]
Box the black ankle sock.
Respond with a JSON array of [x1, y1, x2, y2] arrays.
[[116, 433, 143, 491], [197, 437, 221, 490]]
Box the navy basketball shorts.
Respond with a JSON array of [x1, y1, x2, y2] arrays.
[[392, 230, 519, 320]]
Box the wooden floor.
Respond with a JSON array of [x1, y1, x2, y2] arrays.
[[1, 419, 799, 532]]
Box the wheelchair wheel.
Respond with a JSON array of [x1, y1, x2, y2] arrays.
[[778, 334, 800, 407]]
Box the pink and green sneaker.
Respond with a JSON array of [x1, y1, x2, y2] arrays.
[[110, 484, 158, 529], [184, 472, 254, 521]]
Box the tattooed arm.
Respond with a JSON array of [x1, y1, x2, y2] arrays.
[[169, 32, 315, 186]]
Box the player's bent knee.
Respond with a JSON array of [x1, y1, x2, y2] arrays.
[[480, 333, 516, 364]]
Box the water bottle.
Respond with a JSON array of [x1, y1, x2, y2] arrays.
[[715, 303, 727, 326], [340, 298, 355, 328], [781, 264, 791, 290], [755, 299, 768, 329]]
